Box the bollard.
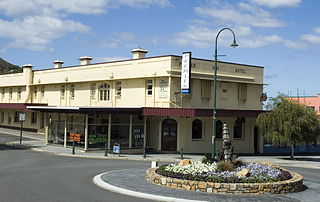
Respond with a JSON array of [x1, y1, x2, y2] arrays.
[[180, 147, 184, 159], [104, 143, 108, 156], [143, 147, 146, 158], [72, 141, 75, 155]]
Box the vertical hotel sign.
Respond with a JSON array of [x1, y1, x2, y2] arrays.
[[181, 52, 191, 94]]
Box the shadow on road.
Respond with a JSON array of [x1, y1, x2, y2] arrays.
[[0, 143, 30, 151], [281, 157, 320, 162]]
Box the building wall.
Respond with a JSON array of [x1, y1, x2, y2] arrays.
[[290, 94, 320, 115]]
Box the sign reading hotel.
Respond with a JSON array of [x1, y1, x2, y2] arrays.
[[181, 52, 191, 94]]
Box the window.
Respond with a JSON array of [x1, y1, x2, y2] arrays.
[[40, 113, 44, 129], [234, 117, 245, 139], [41, 86, 45, 99], [216, 120, 223, 139], [147, 79, 153, 95], [31, 112, 37, 124], [70, 84, 75, 99], [238, 83, 247, 101], [307, 106, 315, 111], [201, 80, 211, 98], [2, 88, 5, 99], [90, 83, 96, 99], [99, 83, 110, 101], [14, 111, 19, 122], [192, 119, 203, 140], [60, 85, 65, 99], [9, 88, 12, 100], [116, 81, 122, 96], [33, 86, 38, 99], [17, 88, 21, 100], [1, 112, 4, 123]]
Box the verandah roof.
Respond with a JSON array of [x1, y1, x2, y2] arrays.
[[26, 106, 264, 118]]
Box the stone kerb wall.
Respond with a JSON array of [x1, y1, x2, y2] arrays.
[[146, 167, 303, 195]]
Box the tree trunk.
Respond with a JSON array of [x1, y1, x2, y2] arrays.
[[290, 144, 295, 160]]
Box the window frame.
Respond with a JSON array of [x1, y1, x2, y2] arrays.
[[9, 88, 12, 100], [17, 87, 22, 100], [146, 79, 153, 96], [60, 85, 65, 99], [192, 119, 204, 141], [31, 112, 37, 125], [33, 86, 38, 99], [234, 117, 245, 139], [99, 83, 111, 101], [90, 83, 96, 100], [41, 86, 45, 99], [116, 81, 122, 97], [70, 84, 75, 99]]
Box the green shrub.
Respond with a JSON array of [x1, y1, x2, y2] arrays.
[[216, 161, 234, 171]]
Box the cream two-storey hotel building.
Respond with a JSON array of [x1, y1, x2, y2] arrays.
[[0, 49, 265, 154]]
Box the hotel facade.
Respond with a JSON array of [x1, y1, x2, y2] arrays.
[[0, 49, 265, 154]]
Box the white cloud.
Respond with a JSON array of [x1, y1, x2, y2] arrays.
[[250, 0, 302, 8], [0, 16, 89, 51], [94, 57, 130, 63], [110, 0, 171, 9], [0, 0, 171, 51], [194, 2, 285, 28], [301, 34, 320, 45], [314, 27, 320, 34], [100, 32, 137, 49]]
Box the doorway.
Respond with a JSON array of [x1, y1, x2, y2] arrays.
[[161, 118, 177, 151]]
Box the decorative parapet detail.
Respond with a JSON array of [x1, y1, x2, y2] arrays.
[[146, 165, 304, 195]]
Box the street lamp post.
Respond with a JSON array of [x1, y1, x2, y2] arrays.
[[212, 28, 238, 160]]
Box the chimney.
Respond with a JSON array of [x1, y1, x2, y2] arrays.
[[79, 56, 92, 65], [53, 60, 64, 68], [131, 48, 148, 59]]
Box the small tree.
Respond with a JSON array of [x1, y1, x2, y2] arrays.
[[256, 94, 320, 159]]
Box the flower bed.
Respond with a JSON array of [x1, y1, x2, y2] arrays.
[[146, 161, 304, 195]]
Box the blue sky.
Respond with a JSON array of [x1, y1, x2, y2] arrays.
[[0, 0, 319, 98]]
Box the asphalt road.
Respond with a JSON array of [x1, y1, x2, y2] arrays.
[[1, 132, 320, 202], [0, 133, 151, 202]]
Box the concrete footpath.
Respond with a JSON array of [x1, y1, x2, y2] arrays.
[[2, 128, 320, 202]]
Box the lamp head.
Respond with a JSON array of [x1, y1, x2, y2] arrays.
[[230, 40, 238, 48]]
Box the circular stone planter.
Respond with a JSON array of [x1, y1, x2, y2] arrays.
[[146, 164, 304, 195]]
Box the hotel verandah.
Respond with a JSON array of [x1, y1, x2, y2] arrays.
[[0, 49, 264, 154]]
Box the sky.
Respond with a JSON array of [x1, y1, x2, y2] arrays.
[[0, 0, 319, 98]]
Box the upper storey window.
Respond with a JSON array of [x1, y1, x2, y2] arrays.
[[146, 79, 153, 96], [99, 83, 110, 101]]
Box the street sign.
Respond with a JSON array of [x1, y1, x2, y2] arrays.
[[18, 112, 25, 122]]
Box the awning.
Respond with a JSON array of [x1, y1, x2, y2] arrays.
[[0, 103, 48, 111], [26, 106, 264, 118]]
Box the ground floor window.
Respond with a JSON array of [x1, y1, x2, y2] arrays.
[[216, 120, 223, 139], [234, 117, 245, 139], [31, 112, 37, 125], [192, 119, 203, 140]]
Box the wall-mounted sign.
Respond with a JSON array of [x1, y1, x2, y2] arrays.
[[18, 112, 25, 122], [159, 79, 168, 98], [181, 52, 191, 94]]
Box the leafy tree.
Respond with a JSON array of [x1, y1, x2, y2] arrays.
[[256, 94, 320, 159]]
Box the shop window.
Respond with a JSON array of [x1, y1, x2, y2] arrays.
[[17, 88, 21, 100], [70, 84, 75, 99], [31, 112, 37, 125], [201, 80, 211, 98], [216, 120, 223, 139], [41, 86, 45, 99], [33, 86, 38, 99], [146, 79, 153, 95], [234, 117, 245, 139], [60, 85, 65, 99], [90, 83, 96, 99], [40, 113, 44, 129], [192, 119, 203, 140], [99, 83, 110, 101], [116, 81, 122, 96]]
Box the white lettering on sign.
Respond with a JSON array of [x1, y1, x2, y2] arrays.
[[181, 52, 191, 94]]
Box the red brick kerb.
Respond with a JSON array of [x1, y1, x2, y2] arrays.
[[146, 163, 304, 195]]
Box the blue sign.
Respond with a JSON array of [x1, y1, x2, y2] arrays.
[[181, 89, 190, 94]]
